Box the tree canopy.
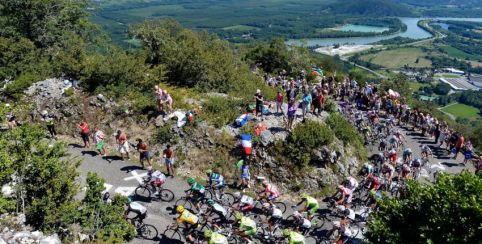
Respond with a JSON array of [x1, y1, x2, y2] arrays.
[[366, 171, 482, 243]]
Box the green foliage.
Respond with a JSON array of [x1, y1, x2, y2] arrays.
[[82, 48, 166, 94], [80, 173, 136, 242], [199, 96, 243, 128], [0, 125, 79, 231], [129, 19, 240, 92], [0, 37, 40, 81], [286, 120, 334, 166], [63, 88, 74, 97], [0, 0, 91, 49], [152, 125, 178, 145], [366, 172, 482, 243], [4, 73, 43, 99], [379, 73, 411, 98], [326, 113, 367, 159]]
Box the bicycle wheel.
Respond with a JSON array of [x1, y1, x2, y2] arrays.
[[134, 186, 151, 199], [306, 236, 319, 244], [138, 224, 158, 240], [162, 228, 182, 241], [274, 202, 286, 213], [159, 189, 175, 202], [219, 192, 235, 206], [311, 214, 325, 230], [175, 198, 193, 211]]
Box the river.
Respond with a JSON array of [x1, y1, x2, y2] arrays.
[[287, 17, 482, 47]]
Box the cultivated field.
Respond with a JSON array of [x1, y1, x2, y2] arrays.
[[441, 103, 481, 120], [360, 47, 432, 69]]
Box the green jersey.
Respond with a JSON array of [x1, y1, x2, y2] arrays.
[[191, 182, 205, 193], [289, 231, 305, 244], [240, 217, 256, 231], [209, 232, 228, 244]]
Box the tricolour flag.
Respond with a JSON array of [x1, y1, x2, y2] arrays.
[[240, 134, 252, 155]]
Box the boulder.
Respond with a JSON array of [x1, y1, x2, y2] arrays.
[[97, 94, 107, 103], [155, 115, 165, 127], [260, 130, 273, 146]]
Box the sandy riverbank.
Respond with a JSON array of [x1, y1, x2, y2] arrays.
[[315, 44, 381, 56]]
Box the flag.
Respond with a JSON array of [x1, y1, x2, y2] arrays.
[[240, 134, 252, 155], [236, 160, 244, 169]]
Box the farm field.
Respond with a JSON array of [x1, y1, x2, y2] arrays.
[[441, 103, 481, 120], [360, 47, 432, 69], [441, 45, 482, 61]]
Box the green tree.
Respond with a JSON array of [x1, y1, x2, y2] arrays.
[[0, 0, 91, 49], [129, 19, 239, 92], [286, 121, 334, 166], [80, 173, 136, 242], [0, 125, 80, 231], [366, 172, 482, 243], [245, 38, 289, 74]]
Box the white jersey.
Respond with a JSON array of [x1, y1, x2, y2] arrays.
[[129, 202, 147, 214], [302, 218, 311, 228], [347, 177, 359, 191], [272, 208, 282, 218], [151, 170, 166, 181], [240, 195, 254, 205]]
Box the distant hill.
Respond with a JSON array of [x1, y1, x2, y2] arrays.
[[395, 0, 482, 7], [330, 0, 414, 17]]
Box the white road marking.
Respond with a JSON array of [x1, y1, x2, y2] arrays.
[[430, 162, 446, 171], [115, 186, 137, 196], [102, 183, 113, 194], [420, 169, 430, 178], [123, 170, 147, 184]]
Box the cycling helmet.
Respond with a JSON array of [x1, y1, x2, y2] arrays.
[[176, 205, 185, 213], [207, 199, 215, 205], [234, 212, 243, 220], [300, 193, 308, 199], [204, 230, 213, 238], [187, 177, 195, 185], [206, 169, 212, 175], [282, 229, 290, 237]]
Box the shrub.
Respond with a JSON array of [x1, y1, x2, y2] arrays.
[[63, 87, 74, 97], [326, 113, 367, 160], [151, 125, 178, 145], [286, 120, 334, 167], [4, 73, 42, 99], [199, 96, 243, 128]]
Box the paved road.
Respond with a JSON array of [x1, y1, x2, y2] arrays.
[[69, 107, 474, 243]]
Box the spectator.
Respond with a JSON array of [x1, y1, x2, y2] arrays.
[[276, 91, 283, 114], [116, 130, 130, 160], [78, 121, 90, 148], [92, 127, 106, 156], [254, 89, 264, 119], [136, 138, 153, 170], [41, 110, 56, 139], [163, 145, 175, 177], [287, 98, 297, 132]]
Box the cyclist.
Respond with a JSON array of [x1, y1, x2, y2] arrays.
[[388, 148, 398, 164], [206, 169, 225, 199], [366, 174, 381, 192], [282, 229, 305, 244], [395, 130, 405, 148], [411, 158, 423, 178], [124, 198, 147, 225], [233, 212, 257, 243], [389, 135, 398, 150], [421, 144, 433, 159], [261, 180, 280, 202], [233, 192, 255, 213], [403, 147, 412, 163], [381, 163, 395, 184], [345, 176, 359, 192], [186, 177, 206, 209], [400, 163, 412, 180], [204, 199, 229, 225], [294, 193, 319, 220], [173, 205, 199, 242], [379, 138, 387, 152], [203, 230, 228, 244], [361, 162, 374, 177], [262, 202, 283, 233], [334, 185, 353, 206], [150, 170, 166, 196]]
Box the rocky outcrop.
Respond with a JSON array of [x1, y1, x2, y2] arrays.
[[0, 214, 61, 244]]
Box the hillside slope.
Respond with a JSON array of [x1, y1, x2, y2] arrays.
[[330, 0, 413, 17]]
